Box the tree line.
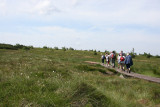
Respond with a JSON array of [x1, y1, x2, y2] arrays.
[[0, 43, 33, 50]]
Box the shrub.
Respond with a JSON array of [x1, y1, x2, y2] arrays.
[[130, 53, 136, 58], [142, 52, 152, 58], [0, 43, 17, 50], [43, 46, 48, 49], [94, 50, 97, 55], [155, 55, 160, 58], [146, 53, 152, 58], [69, 47, 74, 50], [62, 47, 66, 51], [105, 50, 109, 53], [0, 43, 33, 50], [15, 44, 25, 49], [28, 46, 34, 49], [54, 47, 59, 50], [22, 47, 30, 51]]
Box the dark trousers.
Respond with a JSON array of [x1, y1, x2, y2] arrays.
[[111, 58, 115, 67], [102, 59, 104, 63]]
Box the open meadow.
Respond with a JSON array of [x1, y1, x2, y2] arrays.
[[0, 48, 160, 107]]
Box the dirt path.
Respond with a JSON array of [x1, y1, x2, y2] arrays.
[[85, 61, 160, 84]]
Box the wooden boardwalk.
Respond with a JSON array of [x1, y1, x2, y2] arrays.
[[85, 61, 160, 84]]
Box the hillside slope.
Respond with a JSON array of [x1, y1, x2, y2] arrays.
[[0, 48, 160, 107]]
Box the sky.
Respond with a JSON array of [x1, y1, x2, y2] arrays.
[[0, 0, 160, 55]]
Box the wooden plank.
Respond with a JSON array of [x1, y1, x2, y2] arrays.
[[85, 61, 160, 84]]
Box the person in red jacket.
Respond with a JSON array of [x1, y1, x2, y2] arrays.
[[120, 53, 125, 71]]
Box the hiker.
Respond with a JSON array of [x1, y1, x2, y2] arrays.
[[101, 53, 105, 65], [105, 53, 110, 66], [117, 54, 121, 69], [110, 51, 116, 68], [120, 53, 125, 71], [124, 53, 133, 73], [120, 50, 126, 56]]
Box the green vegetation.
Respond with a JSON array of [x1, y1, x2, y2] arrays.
[[0, 44, 160, 106], [131, 55, 160, 78], [0, 43, 33, 50]]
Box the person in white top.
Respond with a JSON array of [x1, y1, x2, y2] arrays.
[[105, 53, 110, 66], [101, 53, 105, 65]]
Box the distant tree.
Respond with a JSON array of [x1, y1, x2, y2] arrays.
[[155, 55, 160, 58], [43, 46, 48, 49], [130, 48, 136, 58], [143, 52, 148, 56], [15, 44, 25, 49], [22, 46, 30, 51], [130, 52, 136, 58], [0, 43, 33, 50], [105, 50, 109, 53], [94, 50, 97, 55], [146, 53, 152, 58], [54, 47, 59, 50], [62, 47, 66, 51], [142, 52, 152, 58], [28, 46, 34, 49], [0, 43, 16, 50], [69, 47, 74, 50]]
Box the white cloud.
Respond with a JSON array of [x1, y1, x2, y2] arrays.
[[0, 0, 7, 15], [34, 26, 82, 38], [1, 0, 160, 27], [0, 0, 160, 55], [0, 26, 92, 49], [66, 0, 160, 27], [28, 0, 61, 15], [0, 25, 160, 55]]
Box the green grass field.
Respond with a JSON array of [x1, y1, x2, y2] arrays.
[[0, 48, 160, 107]]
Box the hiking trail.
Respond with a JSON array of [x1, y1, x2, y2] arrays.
[[85, 61, 160, 84]]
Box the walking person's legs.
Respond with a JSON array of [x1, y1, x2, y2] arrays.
[[108, 61, 110, 66], [102, 59, 104, 65], [120, 63, 122, 71], [122, 64, 125, 71], [126, 64, 131, 73], [128, 67, 131, 73], [112, 59, 115, 68]]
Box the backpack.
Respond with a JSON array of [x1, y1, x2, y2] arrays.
[[102, 55, 105, 59], [111, 53, 114, 58], [120, 56, 125, 61]]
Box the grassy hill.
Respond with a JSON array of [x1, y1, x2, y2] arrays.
[[0, 48, 160, 107]]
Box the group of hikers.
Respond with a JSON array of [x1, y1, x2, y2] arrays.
[[101, 51, 133, 73]]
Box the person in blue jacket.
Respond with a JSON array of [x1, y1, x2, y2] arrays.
[[124, 53, 133, 73]]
